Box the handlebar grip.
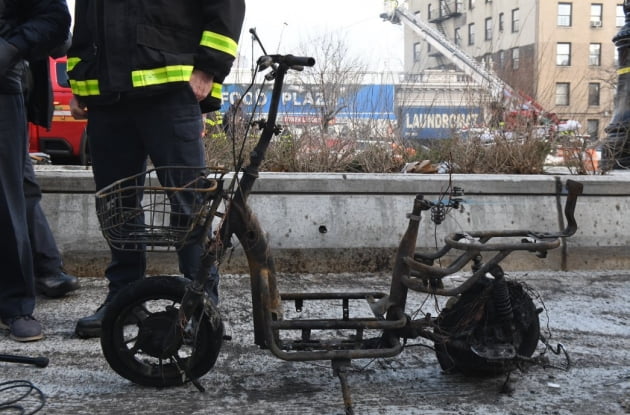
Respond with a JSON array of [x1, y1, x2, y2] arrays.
[[283, 55, 316, 67], [563, 179, 583, 237], [32, 356, 50, 368]]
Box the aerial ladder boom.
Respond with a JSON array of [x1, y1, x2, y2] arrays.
[[382, 2, 514, 101]]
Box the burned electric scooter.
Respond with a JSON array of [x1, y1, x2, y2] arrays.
[[95, 51, 583, 414]]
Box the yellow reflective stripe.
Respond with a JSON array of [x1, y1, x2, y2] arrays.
[[69, 79, 100, 96], [131, 65, 194, 87], [200, 31, 238, 57], [210, 82, 222, 100], [618, 67, 630, 75], [68, 65, 218, 96], [67, 57, 81, 72]]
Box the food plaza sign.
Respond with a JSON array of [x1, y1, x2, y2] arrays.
[[220, 84, 396, 121]]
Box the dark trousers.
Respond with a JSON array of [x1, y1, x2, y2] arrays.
[[0, 93, 36, 318], [88, 86, 217, 302], [24, 151, 63, 279]]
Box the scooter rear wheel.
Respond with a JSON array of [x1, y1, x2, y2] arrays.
[[434, 280, 540, 376], [100, 276, 223, 387]]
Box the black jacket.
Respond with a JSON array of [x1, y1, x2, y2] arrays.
[[24, 31, 71, 128], [67, 0, 245, 112], [0, 0, 71, 97]]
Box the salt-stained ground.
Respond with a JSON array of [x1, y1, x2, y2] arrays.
[[1, 270, 628, 414]]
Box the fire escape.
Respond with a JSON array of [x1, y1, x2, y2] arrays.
[[427, 0, 463, 69]]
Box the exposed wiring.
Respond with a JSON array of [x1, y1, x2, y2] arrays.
[[0, 380, 46, 414]]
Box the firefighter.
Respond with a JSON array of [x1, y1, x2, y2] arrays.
[[68, 0, 246, 338], [204, 110, 225, 140]]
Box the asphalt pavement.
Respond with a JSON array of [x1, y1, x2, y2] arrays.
[[1, 270, 629, 414]]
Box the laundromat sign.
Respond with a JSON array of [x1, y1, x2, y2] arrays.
[[401, 106, 482, 139]]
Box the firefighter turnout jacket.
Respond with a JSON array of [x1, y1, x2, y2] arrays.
[[67, 0, 245, 112], [0, 0, 71, 94]]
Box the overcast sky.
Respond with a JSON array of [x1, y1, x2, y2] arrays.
[[64, 0, 405, 72], [240, 0, 404, 72]]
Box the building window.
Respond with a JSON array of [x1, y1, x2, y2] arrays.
[[469, 0, 475, 9], [439, 0, 448, 17], [556, 43, 571, 66], [455, 0, 463, 13], [617, 4, 625, 27], [587, 119, 600, 139], [413, 42, 422, 62], [558, 3, 572, 26], [591, 3, 603, 27], [589, 43, 602, 66], [428, 3, 433, 20], [499, 13, 505, 31], [485, 17, 493, 40], [588, 82, 601, 106], [512, 47, 520, 70], [498, 50, 505, 68], [556, 82, 570, 106], [511, 8, 520, 32], [455, 27, 462, 46], [468, 23, 475, 45]]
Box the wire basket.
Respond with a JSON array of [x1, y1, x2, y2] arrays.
[[95, 166, 226, 252]]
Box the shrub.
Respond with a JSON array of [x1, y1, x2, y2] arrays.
[[204, 119, 601, 175]]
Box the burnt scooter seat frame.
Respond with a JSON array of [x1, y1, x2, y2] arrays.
[[96, 52, 584, 413]]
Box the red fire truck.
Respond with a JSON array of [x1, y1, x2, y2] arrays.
[[28, 56, 89, 165]]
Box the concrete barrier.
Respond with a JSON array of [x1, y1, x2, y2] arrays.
[[36, 165, 630, 277]]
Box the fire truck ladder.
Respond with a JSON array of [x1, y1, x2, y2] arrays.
[[382, 3, 514, 101]]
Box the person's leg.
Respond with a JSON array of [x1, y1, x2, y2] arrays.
[[75, 101, 148, 338], [139, 87, 219, 302], [23, 150, 79, 297], [0, 93, 42, 342], [89, 102, 149, 297]]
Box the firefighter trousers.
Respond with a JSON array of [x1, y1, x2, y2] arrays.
[[87, 86, 218, 303]]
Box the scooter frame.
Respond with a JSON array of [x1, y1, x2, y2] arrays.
[[96, 53, 583, 414]]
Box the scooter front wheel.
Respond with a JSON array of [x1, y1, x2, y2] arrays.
[[100, 276, 223, 387]]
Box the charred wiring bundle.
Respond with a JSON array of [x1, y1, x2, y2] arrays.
[[431, 186, 464, 225]]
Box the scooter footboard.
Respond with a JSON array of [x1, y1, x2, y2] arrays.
[[258, 279, 407, 361]]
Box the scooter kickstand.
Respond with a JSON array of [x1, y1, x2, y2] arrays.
[[332, 359, 355, 415]]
